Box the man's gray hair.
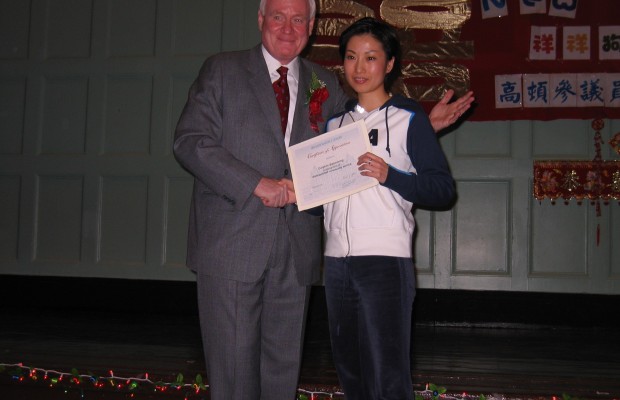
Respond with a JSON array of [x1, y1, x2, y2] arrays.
[[259, 0, 316, 19]]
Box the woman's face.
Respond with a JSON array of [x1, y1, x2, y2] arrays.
[[343, 33, 394, 99]]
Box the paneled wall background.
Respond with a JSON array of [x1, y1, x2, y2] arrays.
[[1, 0, 618, 294]]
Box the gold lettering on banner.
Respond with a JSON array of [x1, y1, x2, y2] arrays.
[[399, 30, 474, 61], [380, 0, 471, 30], [305, 44, 341, 64], [315, 0, 375, 37], [398, 62, 470, 101], [308, 0, 473, 100], [381, 0, 473, 100]]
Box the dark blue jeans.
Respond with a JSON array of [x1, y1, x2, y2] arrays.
[[324, 256, 416, 400]]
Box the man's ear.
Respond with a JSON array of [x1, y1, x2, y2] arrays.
[[258, 11, 264, 31]]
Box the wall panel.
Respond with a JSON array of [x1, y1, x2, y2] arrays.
[[171, 0, 224, 56], [532, 120, 592, 159], [0, 176, 21, 263], [454, 120, 512, 158], [40, 76, 89, 154], [530, 200, 589, 276], [0, 0, 31, 59], [98, 176, 148, 265], [103, 76, 153, 154], [34, 175, 83, 263], [452, 180, 510, 275], [413, 209, 433, 274], [44, 0, 93, 59], [106, 0, 157, 57], [0, 78, 26, 154]]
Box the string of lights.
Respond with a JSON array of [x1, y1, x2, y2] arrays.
[[1, 362, 206, 398], [0, 362, 577, 400]]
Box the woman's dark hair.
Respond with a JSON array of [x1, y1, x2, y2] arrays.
[[338, 17, 402, 90]]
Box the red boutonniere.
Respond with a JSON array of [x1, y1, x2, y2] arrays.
[[306, 71, 329, 133]]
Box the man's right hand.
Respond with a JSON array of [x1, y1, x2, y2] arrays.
[[254, 177, 292, 208], [279, 179, 296, 204]]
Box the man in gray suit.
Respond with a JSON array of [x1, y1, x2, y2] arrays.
[[173, 0, 473, 398], [174, 1, 344, 398]]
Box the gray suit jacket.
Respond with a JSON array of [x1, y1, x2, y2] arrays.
[[174, 44, 348, 285]]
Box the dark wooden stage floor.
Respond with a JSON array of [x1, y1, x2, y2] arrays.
[[1, 278, 619, 399]]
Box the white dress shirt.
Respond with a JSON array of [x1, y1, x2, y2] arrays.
[[262, 45, 300, 148]]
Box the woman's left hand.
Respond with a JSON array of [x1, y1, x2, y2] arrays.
[[358, 152, 388, 184], [429, 89, 474, 132]]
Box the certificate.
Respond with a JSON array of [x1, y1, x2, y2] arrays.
[[288, 120, 378, 211]]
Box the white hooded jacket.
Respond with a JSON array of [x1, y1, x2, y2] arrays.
[[322, 95, 455, 258]]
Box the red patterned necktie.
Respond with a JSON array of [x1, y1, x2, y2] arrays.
[[273, 66, 290, 135]]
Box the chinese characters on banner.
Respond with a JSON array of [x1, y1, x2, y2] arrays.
[[480, 0, 619, 119], [305, 0, 620, 121], [532, 118, 620, 245], [496, 73, 620, 109], [482, 0, 579, 19], [495, 24, 620, 110], [534, 160, 620, 203]]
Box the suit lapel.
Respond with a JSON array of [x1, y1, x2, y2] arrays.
[[290, 61, 311, 146], [247, 46, 287, 152]]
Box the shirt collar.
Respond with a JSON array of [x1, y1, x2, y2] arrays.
[[261, 45, 299, 84]]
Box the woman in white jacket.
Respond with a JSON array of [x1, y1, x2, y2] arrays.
[[322, 17, 456, 400]]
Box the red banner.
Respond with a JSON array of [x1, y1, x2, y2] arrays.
[[307, 0, 620, 121], [534, 160, 620, 203]]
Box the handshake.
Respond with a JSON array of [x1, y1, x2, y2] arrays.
[[254, 177, 297, 208]]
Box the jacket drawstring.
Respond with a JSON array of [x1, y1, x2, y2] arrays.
[[384, 105, 391, 157], [338, 114, 347, 128]]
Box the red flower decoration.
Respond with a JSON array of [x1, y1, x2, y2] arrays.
[[306, 71, 329, 133], [308, 87, 329, 133]]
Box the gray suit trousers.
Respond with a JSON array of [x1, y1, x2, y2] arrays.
[[197, 210, 311, 400]]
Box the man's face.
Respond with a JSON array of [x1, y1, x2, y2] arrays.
[[258, 0, 314, 65]]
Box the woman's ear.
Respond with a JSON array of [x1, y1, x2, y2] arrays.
[[386, 57, 395, 73]]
